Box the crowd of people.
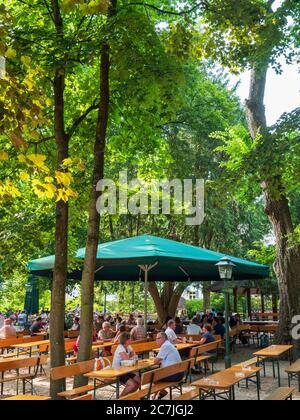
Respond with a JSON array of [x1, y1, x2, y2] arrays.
[[0, 307, 244, 399]]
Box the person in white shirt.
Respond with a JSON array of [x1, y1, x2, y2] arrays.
[[112, 332, 140, 397], [165, 319, 183, 345], [154, 332, 183, 399], [187, 318, 202, 336]]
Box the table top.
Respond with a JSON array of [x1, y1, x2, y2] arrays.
[[153, 343, 196, 352], [12, 340, 50, 349], [254, 345, 293, 358], [92, 341, 115, 350], [85, 358, 157, 380], [192, 366, 262, 390], [3, 395, 51, 400]]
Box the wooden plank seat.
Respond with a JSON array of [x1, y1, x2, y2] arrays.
[[51, 359, 115, 399], [0, 351, 28, 359], [285, 359, 300, 391], [71, 393, 93, 400], [235, 356, 267, 368], [190, 341, 222, 375], [0, 356, 48, 396], [66, 356, 78, 365], [119, 359, 193, 401], [264, 387, 295, 400], [174, 388, 200, 400], [3, 395, 51, 400]]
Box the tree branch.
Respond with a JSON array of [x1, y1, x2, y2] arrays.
[[124, 1, 203, 16], [66, 101, 99, 140]]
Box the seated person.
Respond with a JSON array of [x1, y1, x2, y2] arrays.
[[165, 319, 184, 345], [98, 321, 115, 356], [130, 318, 147, 342], [98, 321, 115, 341], [153, 332, 183, 400], [30, 317, 44, 336], [74, 326, 98, 355], [214, 318, 226, 339], [0, 318, 17, 339], [112, 332, 140, 397], [193, 324, 216, 372], [114, 324, 127, 343], [69, 317, 80, 331], [187, 318, 202, 336], [174, 317, 183, 334]]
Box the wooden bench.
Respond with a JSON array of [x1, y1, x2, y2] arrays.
[[71, 393, 93, 400], [119, 359, 193, 401], [0, 355, 48, 396], [50, 358, 114, 399], [174, 388, 200, 400], [190, 340, 222, 374], [234, 356, 268, 377], [286, 359, 300, 392], [67, 331, 80, 339], [111, 341, 157, 357], [265, 387, 295, 400]]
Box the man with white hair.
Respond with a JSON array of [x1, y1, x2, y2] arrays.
[[98, 321, 114, 341], [130, 318, 146, 341]]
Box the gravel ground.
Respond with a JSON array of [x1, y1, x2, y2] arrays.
[[1, 344, 299, 401]]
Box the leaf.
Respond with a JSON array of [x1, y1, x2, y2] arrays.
[[19, 172, 30, 182], [0, 151, 9, 161], [21, 56, 31, 67], [5, 47, 16, 59], [55, 171, 73, 187]]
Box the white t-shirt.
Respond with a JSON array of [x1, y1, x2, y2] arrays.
[[165, 327, 178, 344], [112, 344, 133, 369], [157, 341, 182, 368], [187, 324, 202, 335]]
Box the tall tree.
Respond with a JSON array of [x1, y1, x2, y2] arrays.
[[198, 0, 300, 352]]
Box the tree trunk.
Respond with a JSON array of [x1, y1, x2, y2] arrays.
[[246, 289, 252, 320], [202, 283, 211, 312], [272, 294, 278, 320], [261, 292, 265, 314], [49, 0, 68, 400], [233, 288, 238, 313], [75, 1, 117, 387], [148, 282, 187, 324], [246, 64, 300, 354]]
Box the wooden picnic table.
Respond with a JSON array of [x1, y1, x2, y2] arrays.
[[192, 366, 262, 400], [254, 345, 293, 387], [12, 340, 49, 357], [92, 341, 115, 357], [85, 358, 157, 399]]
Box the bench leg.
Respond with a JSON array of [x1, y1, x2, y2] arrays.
[[1, 372, 4, 395], [277, 360, 281, 387], [272, 360, 276, 379], [23, 379, 26, 395], [256, 372, 261, 401]]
